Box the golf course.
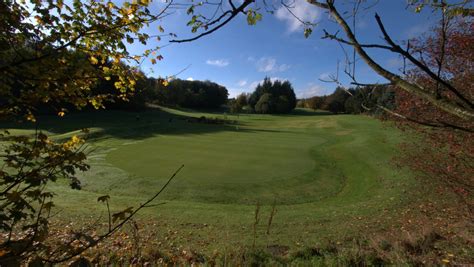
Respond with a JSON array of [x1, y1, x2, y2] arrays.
[[3, 0, 473, 264], [4, 107, 429, 253]]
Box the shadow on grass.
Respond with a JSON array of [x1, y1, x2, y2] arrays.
[[286, 109, 333, 117], [0, 107, 291, 141]]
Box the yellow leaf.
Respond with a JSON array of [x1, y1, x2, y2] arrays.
[[34, 15, 44, 25], [150, 58, 157, 64], [71, 135, 82, 144], [58, 111, 65, 117], [90, 56, 99, 65], [113, 55, 121, 63], [26, 114, 36, 122], [162, 79, 169, 86]]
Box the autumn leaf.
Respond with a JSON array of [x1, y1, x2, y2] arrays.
[[89, 56, 99, 65]]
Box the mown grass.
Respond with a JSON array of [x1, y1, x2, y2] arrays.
[[2, 107, 445, 256]]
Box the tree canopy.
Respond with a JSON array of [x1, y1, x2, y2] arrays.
[[249, 77, 297, 114], [150, 78, 228, 109]]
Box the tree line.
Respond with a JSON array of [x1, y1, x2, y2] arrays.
[[297, 85, 396, 115], [96, 76, 230, 111]]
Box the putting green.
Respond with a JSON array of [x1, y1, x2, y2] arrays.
[[105, 122, 343, 204]]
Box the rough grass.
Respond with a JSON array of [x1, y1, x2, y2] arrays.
[[4, 107, 465, 262]]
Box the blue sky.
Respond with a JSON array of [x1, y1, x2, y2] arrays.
[[130, 0, 440, 98]]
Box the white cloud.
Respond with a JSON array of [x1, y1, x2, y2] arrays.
[[206, 59, 229, 67], [255, 57, 290, 73], [237, 79, 248, 87], [275, 0, 321, 32], [186, 77, 194, 81], [298, 84, 327, 98]]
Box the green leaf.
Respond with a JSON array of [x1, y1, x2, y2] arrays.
[[246, 10, 262, 26]]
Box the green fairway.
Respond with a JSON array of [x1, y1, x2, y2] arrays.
[[2, 107, 422, 251]]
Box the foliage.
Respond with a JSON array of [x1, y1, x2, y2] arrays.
[[0, 130, 89, 262], [393, 17, 474, 210], [344, 85, 396, 115], [0, 0, 175, 263], [323, 87, 350, 114], [150, 78, 228, 109], [229, 93, 250, 113], [299, 85, 396, 115], [0, 0, 166, 121], [298, 96, 327, 110], [254, 93, 273, 114], [236, 93, 249, 108], [249, 77, 297, 114], [91, 65, 150, 111]]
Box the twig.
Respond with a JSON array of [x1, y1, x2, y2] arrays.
[[170, 0, 254, 43], [45, 164, 184, 264]]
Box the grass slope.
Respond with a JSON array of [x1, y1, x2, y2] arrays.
[[2, 108, 422, 252]]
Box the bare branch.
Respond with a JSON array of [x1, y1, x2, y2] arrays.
[[170, 0, 254, 43], [322, 30, 394, 50], [374, 13, 473, 109], [308, 0, 474, 120], [350, 82, 392, 87], [375, 104, 473, 133], [306, 0, 329, 9], [44, 164, 184, 264]]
